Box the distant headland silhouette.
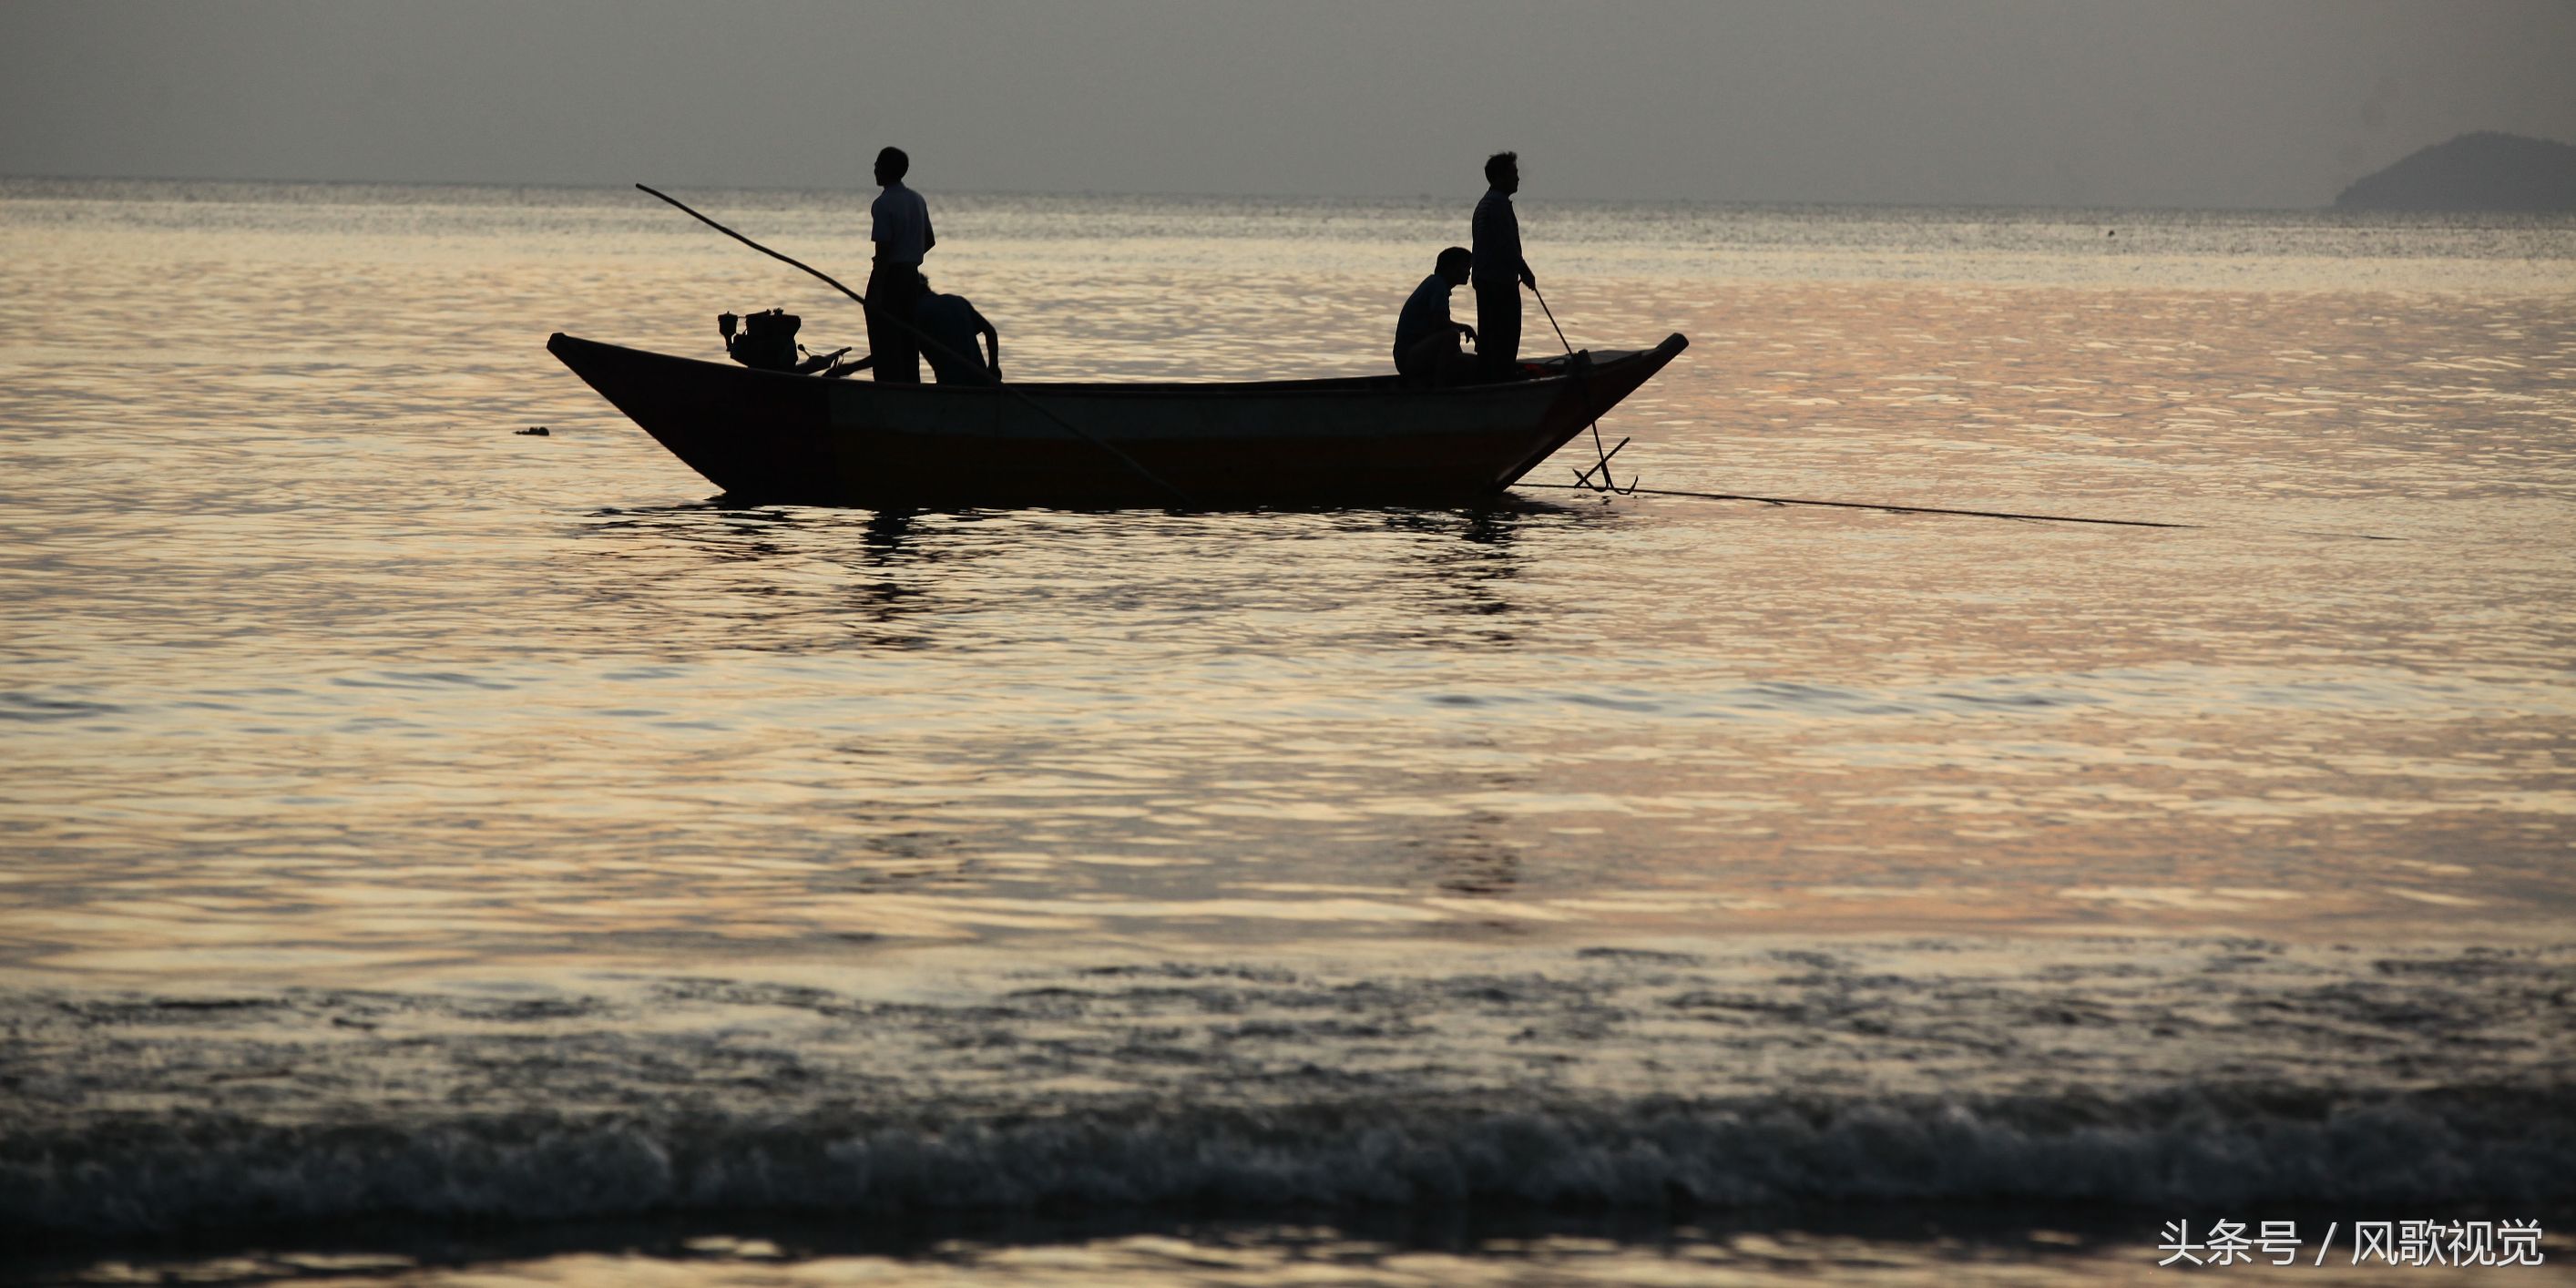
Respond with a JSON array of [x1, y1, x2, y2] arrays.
[[2336, 131, 2576, 211]]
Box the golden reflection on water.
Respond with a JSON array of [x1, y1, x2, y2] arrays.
[[1, 185, 2572, 985]]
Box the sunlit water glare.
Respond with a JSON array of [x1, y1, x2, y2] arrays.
[[2, 180, 2571, 1283]]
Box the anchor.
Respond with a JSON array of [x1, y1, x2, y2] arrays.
[[1548, 344, 1638, 496]]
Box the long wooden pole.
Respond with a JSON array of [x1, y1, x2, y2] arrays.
[[635, 183, 1199, 509]]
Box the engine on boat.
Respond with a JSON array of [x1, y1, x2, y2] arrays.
[[717, 308, 800, 370], [717, 309, 848, 374]]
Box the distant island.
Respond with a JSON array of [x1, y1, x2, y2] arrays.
[[2335, 131, 2576, 211]]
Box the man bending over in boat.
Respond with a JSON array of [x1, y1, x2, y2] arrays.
[[914, 273, 1002, 385], [1394, 246, 1477, 387], [1471, 150, 1536, 383], [866, 146, 935, 383]]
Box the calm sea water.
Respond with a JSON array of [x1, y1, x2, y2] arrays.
[[2, 179, 2572, 1284]]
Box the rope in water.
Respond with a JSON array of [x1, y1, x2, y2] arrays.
[[1519, 482, 2196, 528], [1519, 482, 2401, 540]]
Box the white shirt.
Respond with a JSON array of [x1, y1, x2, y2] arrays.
[[870, 180, 934, 264], [1471, 187, 1524, 288]]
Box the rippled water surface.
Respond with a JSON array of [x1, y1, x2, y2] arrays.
[[2, 180, 2572, 1283]]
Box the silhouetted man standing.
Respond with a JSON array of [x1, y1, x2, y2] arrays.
[[866, 146, 935, 383], [1471, 151, 1536, 383]]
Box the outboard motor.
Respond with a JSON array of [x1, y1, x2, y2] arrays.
[[718, 309, 854, 375], [718, 309, 803, 371]]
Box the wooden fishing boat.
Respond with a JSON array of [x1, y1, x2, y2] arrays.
[[547, 332, 1688, 508]]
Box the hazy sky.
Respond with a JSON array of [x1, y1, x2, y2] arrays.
[[4, 1, 2571, 208]]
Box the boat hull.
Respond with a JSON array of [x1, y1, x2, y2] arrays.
[[547, 332, 1687, 508]]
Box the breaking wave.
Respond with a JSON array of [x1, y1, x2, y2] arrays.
[[10, 940, 2571, 1239], [8, 1089, 2571, 1235]]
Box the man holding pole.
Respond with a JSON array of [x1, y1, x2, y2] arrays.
[[1471, 150, 1536, 383], [865, 146, 935, 383]]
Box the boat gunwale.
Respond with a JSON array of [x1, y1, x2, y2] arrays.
[[547, 332, 1685, 402]]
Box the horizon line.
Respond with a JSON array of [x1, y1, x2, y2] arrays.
[[0, 170, 2393, 217]]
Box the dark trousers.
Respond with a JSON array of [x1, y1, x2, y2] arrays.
[[1396, 330, 1473, 387], [865, 261, 926, 384], [1473, 278, 1520, 382]]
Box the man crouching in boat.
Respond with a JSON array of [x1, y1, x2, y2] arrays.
[[1394, 246, 1477, 387], [914, 274, 1002, 385]]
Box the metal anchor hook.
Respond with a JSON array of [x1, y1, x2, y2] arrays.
[[1539, 308, 1642, 497], [1552, 346, 1639, 496], [1570, 431, 1638, 494]]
